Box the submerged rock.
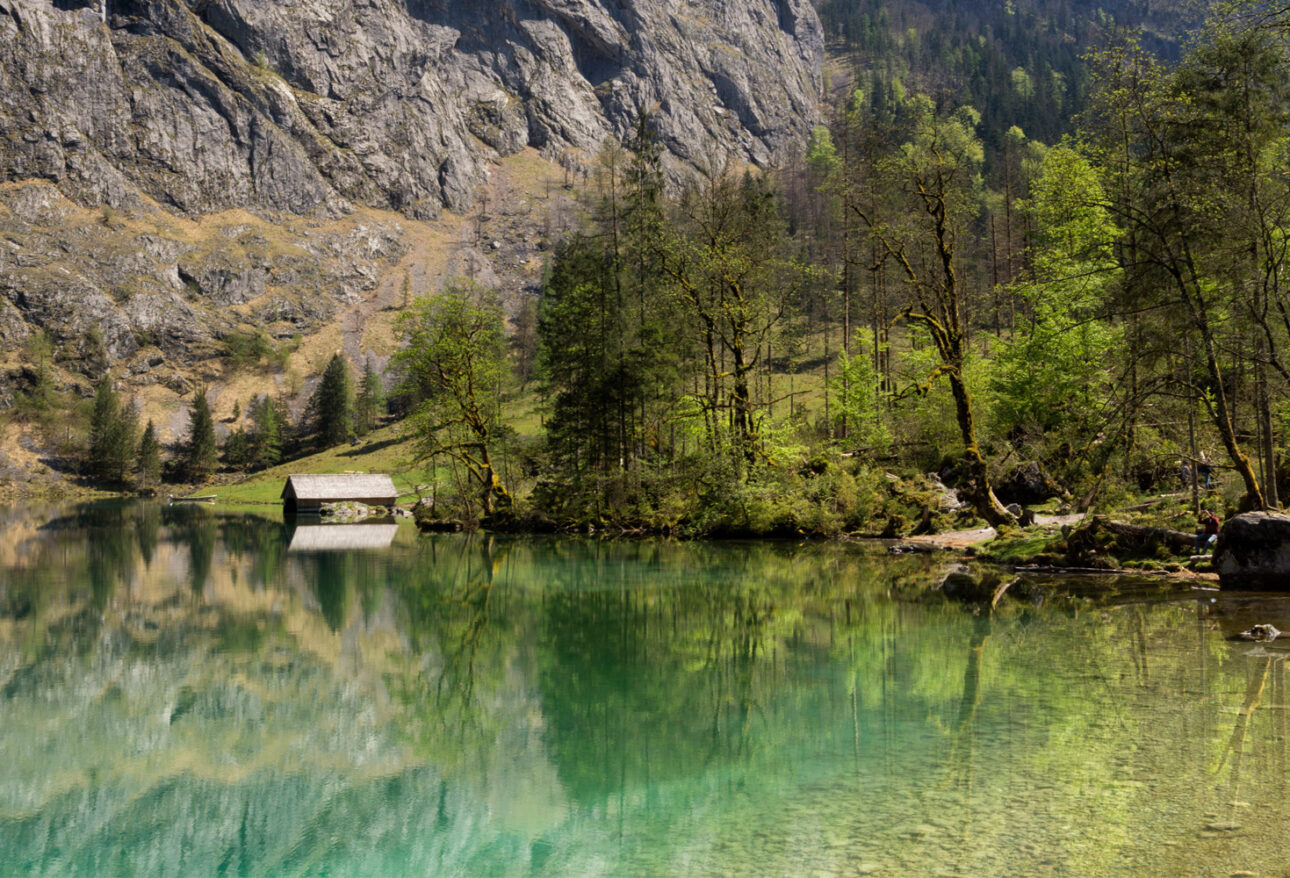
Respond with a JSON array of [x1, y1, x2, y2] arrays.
[[1214, 512, 1290, 590]]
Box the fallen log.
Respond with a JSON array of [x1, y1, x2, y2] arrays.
[[1064, 516, 1195, 566]]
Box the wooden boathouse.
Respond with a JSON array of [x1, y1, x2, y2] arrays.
[[281, 474, 398, 515]]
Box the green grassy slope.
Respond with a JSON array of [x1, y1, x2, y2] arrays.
[[210, 424, 424, 505]]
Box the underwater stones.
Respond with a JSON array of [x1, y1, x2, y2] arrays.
[[1214, 511, 1290, 589]]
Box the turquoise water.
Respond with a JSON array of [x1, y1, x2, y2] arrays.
[[1, 503, 1288, 877]]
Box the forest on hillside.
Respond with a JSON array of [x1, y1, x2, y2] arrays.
[[50, 1, 1290, 539], [815, 0, 1192, 171]]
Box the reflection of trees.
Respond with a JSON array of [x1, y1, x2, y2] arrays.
[[393, 535, 504, 755], [19, 514, 1290, 875], [163, 506, 218, 594], [87, 513, 138, 610], [944, 613, 991, 789], [224, 516, 289, 590], [1214, 657, 1275, 809], [310, 553, 352, 633], [535, 542, 817, 806], [134, 504, 160, 567]]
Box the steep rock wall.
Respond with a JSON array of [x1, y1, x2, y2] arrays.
[[0, 0, 823, 217]]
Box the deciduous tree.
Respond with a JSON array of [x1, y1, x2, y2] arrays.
[[395, 283, 512, 517]]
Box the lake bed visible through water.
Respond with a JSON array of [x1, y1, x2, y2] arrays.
[[1, 503, 1288, 877]]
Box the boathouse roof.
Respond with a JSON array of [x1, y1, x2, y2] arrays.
[[280, 473, 398, 503]]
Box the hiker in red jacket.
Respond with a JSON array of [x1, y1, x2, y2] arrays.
[[1194, 510, 1220, 553]]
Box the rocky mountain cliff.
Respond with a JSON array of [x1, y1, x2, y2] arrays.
[[1, 0, 823, 218]]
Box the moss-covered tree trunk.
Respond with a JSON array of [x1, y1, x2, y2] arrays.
[[946, 370, 1014, 527]]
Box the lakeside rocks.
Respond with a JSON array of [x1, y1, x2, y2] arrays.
[[1215, 512, 1290, 589]]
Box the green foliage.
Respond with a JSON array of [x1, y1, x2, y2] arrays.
[[222, 329, 293, 372], [395, 282, 512, 516], [683, 454, 886, 537], [354, 360, 385, 437], [87, 377, 137, 484], [990, 144, 1121, 443], [183, 387, 218, 483], [246, 395, 285, 470], [664, 170, 812, 468], [136, 420, 162, 488], [13, 332, 64, 429], [223, 428, 251, 470], [222, 330, 272, 370], [806, 125, 841, 180], [539, 119, 681, 480], [309, 354, 355, 449], [831, 334, 890, 452]]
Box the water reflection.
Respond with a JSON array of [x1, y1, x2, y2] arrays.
[[2, 505, 1290, 875], [288, 522, 399, 552]]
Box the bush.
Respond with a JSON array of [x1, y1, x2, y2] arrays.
[[221, 330, 278, 371]]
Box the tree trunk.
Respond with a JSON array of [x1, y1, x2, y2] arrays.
[[947, 370, 1014, 526]]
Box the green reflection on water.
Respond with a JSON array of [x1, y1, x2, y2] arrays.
[[0, 503, 1288, 876]]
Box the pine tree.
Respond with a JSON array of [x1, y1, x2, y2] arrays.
[[184, 387, 218, 483], [88, 376, 136, 483], [310, 353, 355, 448], [354, 360, 385, 437], [136, 420, 162, 487], [247, 395, 284, 469], [223, 428, 251, 470]]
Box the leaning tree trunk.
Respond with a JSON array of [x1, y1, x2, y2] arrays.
[[948, 370, 1014, 527]]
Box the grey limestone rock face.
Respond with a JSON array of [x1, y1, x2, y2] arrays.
[[1214, 512, 1290, 590], [0, 0, 823, 217]]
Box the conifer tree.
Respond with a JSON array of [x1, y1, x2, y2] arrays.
[[184, 387, 218, 483], [136, 420, 162, 487], [354, 360, 385, 437], [310, 353, 355, 448], [88, 376, 136, 483], [223, 428, 251, 470], [248, 395, 284, 469]]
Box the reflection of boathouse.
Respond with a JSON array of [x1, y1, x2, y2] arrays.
[[288, 523, 399, 552], [281, 474, 398, 515]]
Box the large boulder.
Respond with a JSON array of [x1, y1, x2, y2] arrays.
[[1214, 512, 1290, 589], [994, 461, 1064, 507]]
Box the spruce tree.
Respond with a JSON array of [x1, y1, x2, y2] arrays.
[[223, 428, 250, 470], [310, 353, 355, 448], [354, 360, 385, 437], [248, 395, 284, 469], [184, 387, 218, 483], [88, 377, 136, 483], [136, 420, 162, 487]]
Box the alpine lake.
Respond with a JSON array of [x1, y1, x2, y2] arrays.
[[2, 502, 1290, 878]]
